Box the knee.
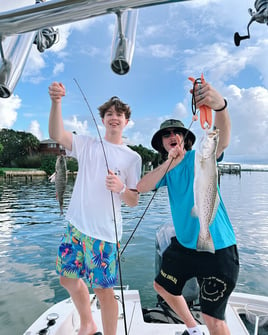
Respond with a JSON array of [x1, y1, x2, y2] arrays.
[[59, 276, 68, 288], [59, 276, 77, 290], [94, 288, 115, 304]]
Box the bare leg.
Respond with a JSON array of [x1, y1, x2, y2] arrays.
[[154, 281, 198, 328], [202, 313, 231, 335], [60, 276, 97, 335], [94, 288, 118, 335]]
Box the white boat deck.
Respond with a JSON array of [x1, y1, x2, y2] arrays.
[[24, 290, 268, 335]]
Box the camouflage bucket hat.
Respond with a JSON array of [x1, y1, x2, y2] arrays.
[[151, 119, 196, 152]]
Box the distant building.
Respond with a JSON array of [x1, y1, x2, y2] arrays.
[[39, 139, 66, 156]]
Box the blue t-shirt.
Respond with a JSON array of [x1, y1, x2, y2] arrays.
[[156, 150, 236, 250]]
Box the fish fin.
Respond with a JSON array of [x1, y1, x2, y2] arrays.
[[197, 233, 215, 254], [48, 172, 56, 183]]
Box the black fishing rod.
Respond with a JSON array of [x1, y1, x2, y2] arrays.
[[73, 78, 128, 335], [120, 86, 199, 256], [120, 158, 173, 256]]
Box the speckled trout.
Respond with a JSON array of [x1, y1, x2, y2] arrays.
[[54, 154, 68, 215], [192, 129, 220, 253]]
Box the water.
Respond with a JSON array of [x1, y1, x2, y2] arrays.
[[0, 171, 268, 335]]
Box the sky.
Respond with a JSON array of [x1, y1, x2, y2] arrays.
[[0, 0, 268, 164]]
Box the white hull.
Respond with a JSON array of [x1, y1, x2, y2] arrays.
[[23, 289, 268, 335]]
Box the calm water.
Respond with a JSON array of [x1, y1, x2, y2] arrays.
[[0, 171, 268, 335]]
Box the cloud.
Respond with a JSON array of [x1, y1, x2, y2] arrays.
[[22, 46, 46, 83], [226, 85, 268, 158], [53, 62, 64, 76], [21, 14, 102, 81], [2, 0, 268, 164], [0, 95, 20, 128], [64, 115, 89, 135], [28, 120, 43, 140]]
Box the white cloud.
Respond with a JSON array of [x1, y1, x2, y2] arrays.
[[0, 95, 20, 128], [53, 62, 64, 76], [64, 115, 89, 135], [28, 120, 43, 140], [126, 119, 135, 129], [149, 44, 175, 58], [2, 0, 268, 164], [22, 46, 46, 83], [226, 85, 268, 157], [48, 25, 72, 53]]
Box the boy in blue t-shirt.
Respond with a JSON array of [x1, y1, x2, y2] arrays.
[[137, 82, 239, 335]]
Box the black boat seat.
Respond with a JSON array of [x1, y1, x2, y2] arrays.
[[182, 277, 199, 303]]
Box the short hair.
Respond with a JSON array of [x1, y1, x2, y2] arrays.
[[98, 96, 131, 119]]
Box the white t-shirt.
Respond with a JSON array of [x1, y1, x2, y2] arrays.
[[65, 134, 142, 243]]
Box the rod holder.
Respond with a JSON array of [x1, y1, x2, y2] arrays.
[[111, 9, 138, 75]]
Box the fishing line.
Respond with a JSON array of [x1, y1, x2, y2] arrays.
[[121, 84, 198, 255], [120, 158, 174, 256], [73, 78, 128, 335]]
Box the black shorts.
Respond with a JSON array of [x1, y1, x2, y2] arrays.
[[155, 237, 240, 320]]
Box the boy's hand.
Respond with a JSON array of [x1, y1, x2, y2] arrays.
[[49, 82, 65, 102]]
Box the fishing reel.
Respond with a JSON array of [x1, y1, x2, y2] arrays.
[[234, 0, 268, 46]]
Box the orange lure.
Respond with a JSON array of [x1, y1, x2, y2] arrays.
[[188, 73, 212, 129]]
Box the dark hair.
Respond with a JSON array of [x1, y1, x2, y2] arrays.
[[98, 96, 131, 119]]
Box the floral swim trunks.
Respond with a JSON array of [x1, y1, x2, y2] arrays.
[[56, 223, 118, 288]]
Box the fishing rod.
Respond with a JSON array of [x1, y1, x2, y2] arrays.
[[120, 158, 174, 256], [121, 85, 199, 256], [73, 78, 128, 335]]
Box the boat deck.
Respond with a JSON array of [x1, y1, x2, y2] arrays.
[[24, 289, 267, 335]]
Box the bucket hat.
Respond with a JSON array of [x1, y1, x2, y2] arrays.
[[151, 119, 196, 152]]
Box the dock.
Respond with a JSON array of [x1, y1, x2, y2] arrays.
[[217, 163, 241, 175], [3, 170, 47, 181]]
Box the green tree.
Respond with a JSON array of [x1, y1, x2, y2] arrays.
[[0, 129, 18, 166], [19, 131, 40, 156], [40, 154, 57, 176], [0, 129, 40, 167], [128, 144, 160, 172]]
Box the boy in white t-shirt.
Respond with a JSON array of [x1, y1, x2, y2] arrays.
[[49, 82, 141, 335]]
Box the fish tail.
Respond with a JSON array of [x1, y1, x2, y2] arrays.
[[197, 233, 215, 254]]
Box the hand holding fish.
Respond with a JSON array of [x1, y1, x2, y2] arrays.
[[106, 169, 125, 194], [49, 82, 65, 103]]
